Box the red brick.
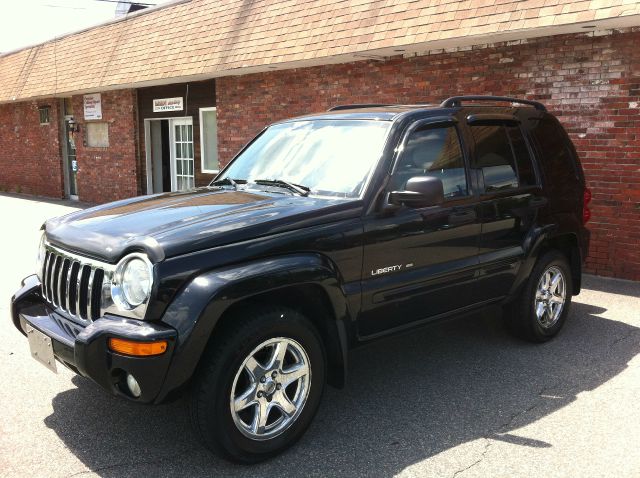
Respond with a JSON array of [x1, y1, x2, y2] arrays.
[[71, 90, 139, 204], [0, 101, 64, 198]]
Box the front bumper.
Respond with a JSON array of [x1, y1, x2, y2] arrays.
[[11, 275, 177, 403]]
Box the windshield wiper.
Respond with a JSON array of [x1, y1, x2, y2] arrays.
[[209, 177, 246, 190], [253, 179, 310, 196]]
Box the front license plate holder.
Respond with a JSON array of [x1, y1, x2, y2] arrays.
[[26, 325, 57, 373]]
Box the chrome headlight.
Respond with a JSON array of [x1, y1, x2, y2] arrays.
[[36, 233, 46, 282], [111, 253, 154, 314]]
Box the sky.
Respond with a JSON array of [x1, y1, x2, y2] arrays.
[[0, 0, 169, 54]]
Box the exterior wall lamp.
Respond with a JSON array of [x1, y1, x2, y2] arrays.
[[68, 118, 80, 133]]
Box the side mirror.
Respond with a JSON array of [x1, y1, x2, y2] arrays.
[[389, 176, 445, 208]]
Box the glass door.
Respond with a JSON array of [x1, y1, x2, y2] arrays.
[[169, 118, 195, 191], [65, 118, 78, 198]]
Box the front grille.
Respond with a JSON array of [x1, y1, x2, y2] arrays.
[[41, 247, 106, 322]]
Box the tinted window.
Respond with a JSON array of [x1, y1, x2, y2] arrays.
[[531, 118, 580, 182], [507, 126, 536, 186], [393, 126, 468, 199], [471, 125, 518, 192], [529, 117, 583, 204]]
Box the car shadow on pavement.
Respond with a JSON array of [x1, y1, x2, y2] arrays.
[[44, 301, 640, 478], [582, 274, 640, 298]]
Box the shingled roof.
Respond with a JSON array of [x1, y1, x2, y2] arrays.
[[1, 0, 639, 103]]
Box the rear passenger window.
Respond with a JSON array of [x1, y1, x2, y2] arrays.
[[507, 126, 536, 186], [393, 126, 468, 199], [471, 125, 518, 192], [471, 124, 537, 192]]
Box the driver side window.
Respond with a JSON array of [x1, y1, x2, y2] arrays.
[[392, 125, 468, 199]]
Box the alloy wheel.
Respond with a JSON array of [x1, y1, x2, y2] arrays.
[[230, 337, 311, 440], [534, 265, 566, 328]]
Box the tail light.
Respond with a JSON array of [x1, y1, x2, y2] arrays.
[[582, 187, 592, 224]]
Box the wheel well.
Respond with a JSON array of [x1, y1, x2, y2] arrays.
[[541, 234, 581, 294], [212, 284, 347, 388]]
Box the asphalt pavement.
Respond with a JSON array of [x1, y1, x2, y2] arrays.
[[0, 192, 639, 478]]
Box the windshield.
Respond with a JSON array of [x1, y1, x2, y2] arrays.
[[217, 120, 392, 198]]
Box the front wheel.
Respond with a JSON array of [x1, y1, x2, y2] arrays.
[[189, 306, 325, 463], [506, 250, 573, 342]]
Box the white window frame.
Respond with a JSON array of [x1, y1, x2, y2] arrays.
[[199, 107, 219, 174]]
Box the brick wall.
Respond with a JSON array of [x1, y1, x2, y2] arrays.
[[71, 89, 139, 204], [0, 100, 64, 198], [216, 29, 640, 281]]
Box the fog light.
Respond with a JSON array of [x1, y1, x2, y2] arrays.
[[126, 373, 141, 398]]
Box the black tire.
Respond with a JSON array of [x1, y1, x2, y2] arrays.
[[189, 305, 326, 463], [506, 250, 573, 342]]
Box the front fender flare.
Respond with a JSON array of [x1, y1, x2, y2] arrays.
[[155, 253, 350, 402]]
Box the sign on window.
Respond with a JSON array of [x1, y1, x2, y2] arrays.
[[83, 93, 102, 120]]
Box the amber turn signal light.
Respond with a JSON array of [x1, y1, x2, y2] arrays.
[[108, 338, 167, 357]]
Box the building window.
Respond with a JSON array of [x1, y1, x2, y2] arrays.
[[199, 107, 219, 173], [86, 122, 109, 147], [39, 106, 50, 125]]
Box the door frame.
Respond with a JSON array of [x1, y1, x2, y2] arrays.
[[61, 112, 79, 200], [59, 106, 71, 198], [144, 116, 193, 194]]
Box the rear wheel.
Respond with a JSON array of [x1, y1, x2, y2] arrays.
[[189, 306, 325, 463], [506, 250, 573, 342]]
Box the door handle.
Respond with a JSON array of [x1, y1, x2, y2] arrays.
[[529, 197, 548, 208], [445, 208, 477, 227]]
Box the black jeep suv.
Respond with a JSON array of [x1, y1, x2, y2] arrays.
[[12, 96, 590, 462]]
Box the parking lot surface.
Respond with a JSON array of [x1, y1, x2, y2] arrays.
[[0, 192, 639, 478]]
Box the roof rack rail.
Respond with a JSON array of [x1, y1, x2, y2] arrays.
[[440, 96, 547, 112], [328, 104, 392, 111]]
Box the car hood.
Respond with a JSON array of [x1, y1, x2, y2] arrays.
[[45, 188, 361, 263]]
